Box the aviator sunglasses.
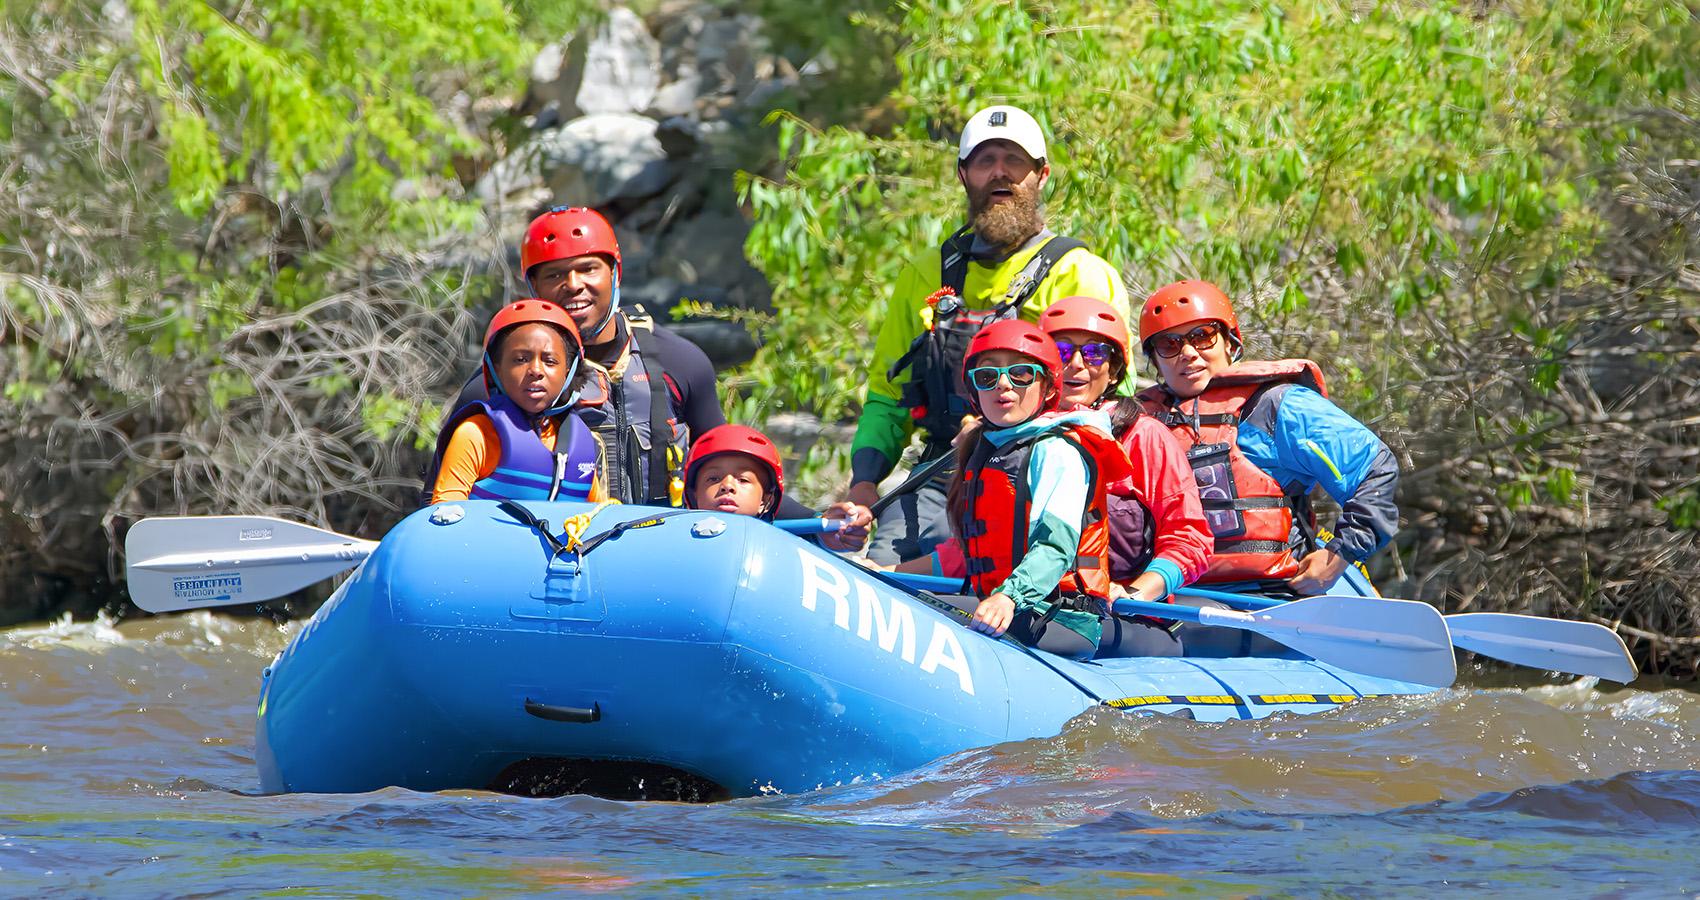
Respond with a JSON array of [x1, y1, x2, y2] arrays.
[[1151, 322, 1225, 359], [1054, 339, 1116, 367], [967, 363, 1045, 391]]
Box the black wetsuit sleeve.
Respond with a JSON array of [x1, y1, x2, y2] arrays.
[[851, 447, 896, 486], [648, 325, 727, 439], [1327, 446, 1400, 563]]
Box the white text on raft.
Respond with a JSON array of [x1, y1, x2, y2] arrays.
[[797, 549, 975, 695]]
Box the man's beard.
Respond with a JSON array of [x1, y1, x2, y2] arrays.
[[968, 179, 1044, 250]]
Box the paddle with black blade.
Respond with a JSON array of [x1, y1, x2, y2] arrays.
[[885, 572, 1459, 689], [1178, 584, 1638, 684], [867, 453, 954, 519]]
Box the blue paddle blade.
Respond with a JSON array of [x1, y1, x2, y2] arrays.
[[1191, 595, 1457, 688], [1446, 613, 1638, 683]]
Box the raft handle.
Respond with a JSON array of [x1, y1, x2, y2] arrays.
[[524, 699, 602, 724]]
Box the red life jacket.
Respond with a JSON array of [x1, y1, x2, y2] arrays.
[[959, 421, 1134, 601], [1135, 360, 1328, 583]]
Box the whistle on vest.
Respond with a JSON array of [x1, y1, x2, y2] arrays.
[[923, 287, 959, 331], [667, 444, 685, 507]]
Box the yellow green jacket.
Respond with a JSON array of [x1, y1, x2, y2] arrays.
[[849, 232, 1128, 485]]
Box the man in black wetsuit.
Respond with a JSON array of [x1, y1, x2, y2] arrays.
[[448, 207, 868, 545]]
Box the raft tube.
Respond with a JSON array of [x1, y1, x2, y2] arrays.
[[255, 501, 1436, 797]]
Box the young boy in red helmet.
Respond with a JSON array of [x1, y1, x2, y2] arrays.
[[683, 425, 871, 539], [1134, 281, 1399, 598], [426, 299, 607, 503], [893, 321, 1175, 660]]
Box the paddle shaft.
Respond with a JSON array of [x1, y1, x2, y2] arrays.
[[773, 518, 846, 536], [867, 453, 954, 518]]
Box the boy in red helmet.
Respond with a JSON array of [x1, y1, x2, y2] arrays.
[[684, 425, 872, 538], [426, 300, 607, 504]]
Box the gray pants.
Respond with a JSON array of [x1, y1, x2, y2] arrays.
[[866, 473, 953, 566]]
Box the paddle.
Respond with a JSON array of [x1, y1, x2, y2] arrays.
[[1181, 585, 1638, 684], [773, 518, 846, 536], [128, 512, 850, 613], [882, 572, 1457, 688], [125, 515, 378, 614], [867, 453, 954, 518]]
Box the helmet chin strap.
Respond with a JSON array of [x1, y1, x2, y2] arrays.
[[584, 278, 621, 343], [485, 351, 582, 421], [541, 357, 581, 418]]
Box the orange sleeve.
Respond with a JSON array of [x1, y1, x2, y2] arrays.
[[430, 415, 500, 503]]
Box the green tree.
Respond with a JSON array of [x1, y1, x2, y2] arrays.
[[0, 0, 554, 618], [738, 0, 1698, 671]]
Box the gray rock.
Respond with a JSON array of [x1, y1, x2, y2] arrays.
[[480, 114, 676, 210], [666, 318, 758, 369], [576, 8, 661, 116], [654, 115, 702, 159], [647, 68, 702, 120]]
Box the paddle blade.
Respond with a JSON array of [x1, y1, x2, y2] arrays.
[[1447, 613, 1638, 683], [1228, 595, 1458, 688], [125, 516, 375, 614]]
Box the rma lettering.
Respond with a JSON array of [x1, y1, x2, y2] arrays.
[[796, 549, 974, 695]]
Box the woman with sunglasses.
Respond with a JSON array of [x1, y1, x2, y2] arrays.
[[894, 320, 1170, 660], [1134, 281, 1399, 597], [1039, 297, 1214, 640]]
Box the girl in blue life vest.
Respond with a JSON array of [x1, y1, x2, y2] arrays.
[[893, 320, 1177, 660], [425, 300, 607, 504]]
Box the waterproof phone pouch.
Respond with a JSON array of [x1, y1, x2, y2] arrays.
[[1187, 442, 1246, 538]]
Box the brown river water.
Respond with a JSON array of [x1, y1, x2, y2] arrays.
[[2, 610, 1697, 896]]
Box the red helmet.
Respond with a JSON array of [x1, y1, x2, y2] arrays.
[[962, 319, 1063, 387], [1138, 280, 1241, 351], [1039, 295, 1131, 361], [481, 299, 584, 393], [520, 206, 622, 280], [684, 424, 785, 518]]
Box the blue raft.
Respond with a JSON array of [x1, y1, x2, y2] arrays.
[[255, 500, 1436, 797]]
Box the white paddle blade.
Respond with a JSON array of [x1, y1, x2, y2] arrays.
[[1447, 613, 1638, 683], [125, 515, 376, 613], [1201, 595, 1457, 688]]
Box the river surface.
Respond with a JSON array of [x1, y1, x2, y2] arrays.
[[2, 611, 1697, 897]]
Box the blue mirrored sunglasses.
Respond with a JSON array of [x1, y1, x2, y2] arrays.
[[967, 363, 1045, 391]]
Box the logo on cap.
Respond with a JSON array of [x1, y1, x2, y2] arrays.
[[989, 111, 1007, 126]]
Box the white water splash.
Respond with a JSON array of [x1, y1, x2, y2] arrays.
[[1, 611, 127, 650]]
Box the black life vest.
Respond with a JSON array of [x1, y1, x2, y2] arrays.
[[888, 228, 1086, 451], [574, 314, 688, 507]]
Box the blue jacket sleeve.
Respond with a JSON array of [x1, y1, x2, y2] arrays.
[[1268, 387, 1400, 563]]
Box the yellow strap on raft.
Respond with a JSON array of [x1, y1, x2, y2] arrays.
[[560, 499, 621, 553]]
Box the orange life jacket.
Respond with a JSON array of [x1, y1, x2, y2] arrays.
[[1135, 360, 1328, 583], [959, 422, 1134, 602]]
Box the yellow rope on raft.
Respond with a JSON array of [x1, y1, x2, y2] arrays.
[[560, 499, 621, 553]]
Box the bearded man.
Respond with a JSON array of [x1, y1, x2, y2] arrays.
[[843, 105, 1129, 564]]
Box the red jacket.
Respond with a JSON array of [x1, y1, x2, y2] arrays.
[[1109, 405, 1214, 585]]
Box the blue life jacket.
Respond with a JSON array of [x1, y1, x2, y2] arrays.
[[425, 394, 599, 503]]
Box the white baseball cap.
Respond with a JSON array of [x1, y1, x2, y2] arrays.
[[957, 105, 1047, 164]]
